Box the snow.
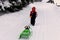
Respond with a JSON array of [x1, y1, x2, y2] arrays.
[[54, 0, 60, 5], [4, 1, 12, 7], [0, 2, 60, 40]]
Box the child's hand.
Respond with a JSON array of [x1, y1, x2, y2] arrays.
[[30, 16, 32, 18]]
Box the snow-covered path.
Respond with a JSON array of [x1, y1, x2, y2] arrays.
[[0, 2, 60, 40], [29, 2, 60, 40]]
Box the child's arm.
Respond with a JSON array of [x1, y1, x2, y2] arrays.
[[30, 11, 32, 18]]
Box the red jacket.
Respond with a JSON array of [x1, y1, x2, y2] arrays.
[[30, 7, 37, 18]]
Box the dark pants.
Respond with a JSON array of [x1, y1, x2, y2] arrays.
[[31, 17, 36, 26]]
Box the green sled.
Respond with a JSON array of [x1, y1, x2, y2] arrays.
[[19, 29, 31, 39]]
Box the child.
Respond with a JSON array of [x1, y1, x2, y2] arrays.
[[30, 7, 37, 26]]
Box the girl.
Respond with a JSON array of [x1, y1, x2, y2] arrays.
[[30, 7, 37, 26]]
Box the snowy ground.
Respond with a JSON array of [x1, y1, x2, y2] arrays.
[[0, 2, 60, 40]]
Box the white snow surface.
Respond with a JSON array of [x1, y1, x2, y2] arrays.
[[0, 2, 60, 40]]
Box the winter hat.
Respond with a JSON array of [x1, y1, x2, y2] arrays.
[[32, 7, 36, 12], [32, 7, 36, 9]]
